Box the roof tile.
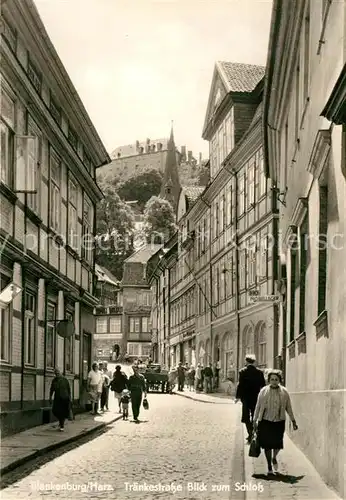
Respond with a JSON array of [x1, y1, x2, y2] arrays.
[[217, 61, 265, 93]]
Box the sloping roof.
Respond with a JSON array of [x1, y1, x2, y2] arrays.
[[124, 244, 163, 264], [217, 61, 265, 93], [95, 264, 119, 286], [182, 185, 205, 208]]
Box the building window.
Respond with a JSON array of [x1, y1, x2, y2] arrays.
[[249, 245, 257, 285], [110, 317, 121, 332], [46, 303, 56, 368], [24, 291, 36, 365], [68, 125, 78, 151], [226, 186, 232, 226], [142, 344, 151, 357], [220, 194, 226, 232], [1, 16, 17, 52], [318, 187, 328, 315], [299, 220, 309, 334], [82, 195, 93, 263], [50, 95, 61, 125], [27, 116, 42, 213], [50, 149, 61, 232], [244, 326, 254, 355], [96, 318, 107, 333], [257, 323, 267, 367], [215, 202, 219, 237], [247, 159, 255, 207], [65, 311, 74, 372], [238, 174, 245, 216], [258, 236, 268, 280], [128, 343, 139, 356], [130, 317, 140, 333], [0, 86, 15, 187], [258, 148, 266, 198], [142, 317, 149, 332], [27, 57, 42, 93], [68, 177, 78, 248], [239, 249, 246, 290], [225, 108, 234, 156], [0, 275, 11, 362]]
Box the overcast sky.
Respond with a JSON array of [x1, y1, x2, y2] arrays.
[[34, 0, 272, 157]]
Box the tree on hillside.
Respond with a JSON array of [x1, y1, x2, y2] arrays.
[[117, 169, 163, 210], [143, 196, 177, 244], [95, 184, 135, 280]]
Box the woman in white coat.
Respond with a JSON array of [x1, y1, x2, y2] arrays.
[[253, 370, 298, 475]]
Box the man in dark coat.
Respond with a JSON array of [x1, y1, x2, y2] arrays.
[[127, 364, 147, 423], [177, 362, 185, 391], [49, 368, 71, 431], [235, 354, 266, 442]]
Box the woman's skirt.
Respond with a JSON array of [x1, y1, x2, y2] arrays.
[[258, 419, 285, 449], [52, 397, 70, 421], [89, 384, 100, 403]]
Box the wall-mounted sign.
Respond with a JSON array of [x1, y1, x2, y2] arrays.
[[0, 283, 22, 305]]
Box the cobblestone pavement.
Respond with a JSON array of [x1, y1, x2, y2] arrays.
[[1, 394, 245, 500]]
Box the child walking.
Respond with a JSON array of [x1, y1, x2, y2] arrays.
[[121, 389, 130, 420]]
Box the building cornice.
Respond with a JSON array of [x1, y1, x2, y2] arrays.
[[321, 64, 346, 125], [307, 129, 331, 180]]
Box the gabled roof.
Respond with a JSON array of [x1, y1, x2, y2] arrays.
[[217, 61, 265, 93], [182, 185, 205, 209], [124, 244, 163, 264], [202, 61, 265, 138], [95, 264, 119, 286]]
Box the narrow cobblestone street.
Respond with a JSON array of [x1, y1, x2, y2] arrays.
[[1, 395, 245, 500]]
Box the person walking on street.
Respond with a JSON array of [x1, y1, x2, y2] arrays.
[[110, 365, 128, 413], [214, 361, 220, 390], [168, 367, 177, 393], [87, 362, 103, 415], [235, 354, 266, 443], [100, 364, 110, 412], [49, 369, 71, 431], [195, 363, 202, 391], [127, 364, 147, 423], [203, 363, 213, 393], [253, 370, 298, 475], [177, 362, 185, 391]]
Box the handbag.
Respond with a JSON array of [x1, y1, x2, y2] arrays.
[[248, 431, 261, 458], [142, 397, 149, 410]]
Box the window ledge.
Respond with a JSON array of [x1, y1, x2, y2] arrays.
[[0, 183, 18, 204], [314, 310, 328, 339], [25, 206, 42, 226], [287, 339, 296, 359], [296, 331, 307, 355]]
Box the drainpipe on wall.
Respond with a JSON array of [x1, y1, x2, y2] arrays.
[[233, 172, 241, 382], [167, 269, 171, 369], [272, 186, 280, 372]]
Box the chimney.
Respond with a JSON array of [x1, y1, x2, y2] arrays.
[[188, 150, 192, 162], [199, 152, 202, 165], [181, 145, 186, 161]]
